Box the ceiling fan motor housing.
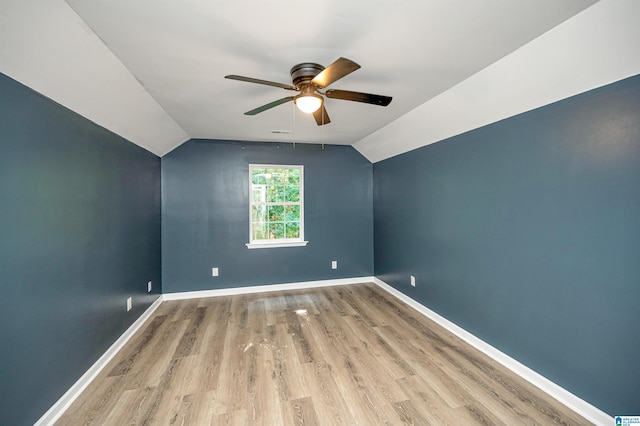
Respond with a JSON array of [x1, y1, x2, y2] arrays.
[[290, 62, 325, 88]]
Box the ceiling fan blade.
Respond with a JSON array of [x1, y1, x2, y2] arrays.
[[311, 57, 360, 89], [225, 75, 296, 91], [312, 104, 331, 126], [245, 96, 295, 115], [325, 89, 392, 106]]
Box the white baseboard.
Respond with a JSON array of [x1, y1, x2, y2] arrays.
[[163, 276, 374, 300], [372, 277, 611, 426], [35, 296, 164, 426]]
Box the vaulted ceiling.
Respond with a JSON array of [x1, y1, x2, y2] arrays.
[[1, 0, 639, 161]]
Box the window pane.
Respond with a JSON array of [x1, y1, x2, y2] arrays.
[[252, 205, 267, 223], [251, 185, 266, 203], [268, 205, 284, 222], [251, 169, 267, 185], [284, 205, 300, 221], [266, 169, 286, 185], [267, 185, 285, 203], [287, 168, 300, 185], [285, 184, 300, 202], [268, 222, 284, 239], [286, 222, 300, 238], [252, 222, 267, 240]]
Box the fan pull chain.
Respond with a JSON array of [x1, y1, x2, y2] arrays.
[[322, 110, 325, 150], [291, 102, 296, 148]]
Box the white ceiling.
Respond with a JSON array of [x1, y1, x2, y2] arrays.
[[1, 0, 638, 161]]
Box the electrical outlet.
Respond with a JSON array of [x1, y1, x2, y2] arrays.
[[331, 260, 338, 270], [126, 297, 132, 311], [212, 267, 219, 277], [147, 281, 152, 293], [410, 276, 416, 287]]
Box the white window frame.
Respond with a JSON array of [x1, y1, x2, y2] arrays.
[[246, 164, 308, 249]]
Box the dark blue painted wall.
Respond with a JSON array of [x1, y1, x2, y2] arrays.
[[162, 139, 373, 292], [373, 74, 640, 415], [0, 73, 162, 425]]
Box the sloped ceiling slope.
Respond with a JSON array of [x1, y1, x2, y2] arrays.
[[4, 1, 637, 160], [355, 0, 640, 162], [0, 0, 189, 156]]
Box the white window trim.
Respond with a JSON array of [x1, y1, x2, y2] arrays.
[[247, 164, 307, 249]]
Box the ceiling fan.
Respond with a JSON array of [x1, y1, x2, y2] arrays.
[[225, 57, 392, 126]]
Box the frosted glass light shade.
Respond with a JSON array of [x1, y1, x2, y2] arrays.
[[295, 95, 322, 113]]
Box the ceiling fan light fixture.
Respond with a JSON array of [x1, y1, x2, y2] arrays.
[[294, 93, 323, 113]]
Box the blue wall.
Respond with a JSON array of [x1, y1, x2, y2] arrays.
[[162, 139, 373, 292], [373, 74, 640, 415], [0, 73, 162, 425]]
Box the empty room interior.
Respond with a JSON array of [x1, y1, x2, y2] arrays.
[[1, 0, 639, 425]]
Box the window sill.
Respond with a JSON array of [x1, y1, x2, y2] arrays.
[[246, 241, 308, 249]]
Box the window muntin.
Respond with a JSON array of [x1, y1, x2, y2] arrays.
[[248, 165, 306, 248]]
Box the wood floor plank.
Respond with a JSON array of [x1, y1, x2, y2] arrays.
[[263, 292, 289, 326], [108, 315, 168, 377], [392, 398, 436, 426], [300, 361, 357, 426], [305, 306, 406, 425], [211, 296, 251, 416], [395, 374, 459, 425], [189, 297, 230, 392], [333, 285, 379, 328], [286, 308, 316, 364], [320, 287, 358, 317], [304, 313, 389, 424], [339, 316, 410, 403], [101, 387, 151, 426], [131, 320, 190, 389], [56, 375, 127, 425], [247, 312, 286, 425], [178, 391, 215, 425], [289, 396, 320, 425], [56, 283, 594, 425], [373, 324, 472, 409], [270, 322, 311, 401], [342, 313, 415, 380], [172, 306, 209, 358], [171, 299, 201, 322], [214, 409, 249, 426]]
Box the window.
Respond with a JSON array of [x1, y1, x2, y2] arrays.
[[247, 165, 307, 249]]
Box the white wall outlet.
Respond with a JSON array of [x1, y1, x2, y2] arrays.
[[147, 281, 152, 292], [126, 297, 132, 311], [331, 260, 338, 270], [410, 275, 416, 287], [212, 267, 219, 277]]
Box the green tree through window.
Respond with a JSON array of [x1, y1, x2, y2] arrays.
[[249, 165, 304, 247]]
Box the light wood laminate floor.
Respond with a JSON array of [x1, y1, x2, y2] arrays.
[[56, 283, 592, 425]]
